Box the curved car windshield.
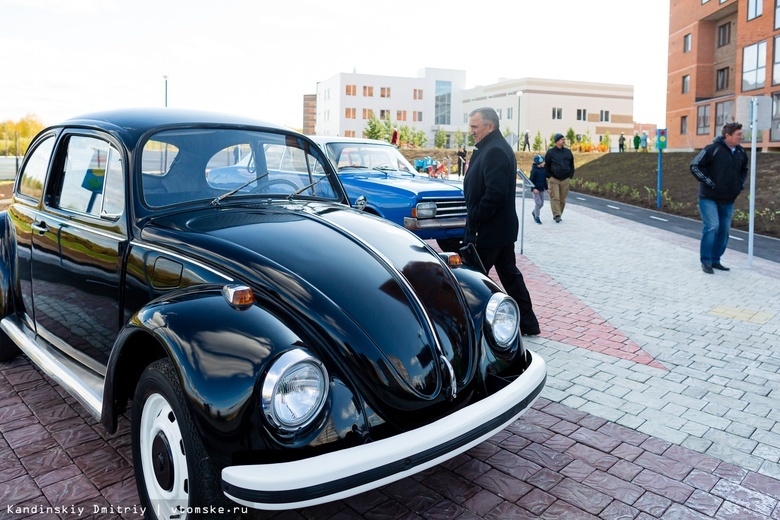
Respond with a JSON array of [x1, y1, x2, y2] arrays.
[[141, 129, 339, 207], [325, 142, 418, 175]]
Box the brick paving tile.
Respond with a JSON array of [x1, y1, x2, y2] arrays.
[[4, 358, 780, 519]]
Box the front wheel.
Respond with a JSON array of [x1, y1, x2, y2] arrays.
[[132, 359, 233, 520]]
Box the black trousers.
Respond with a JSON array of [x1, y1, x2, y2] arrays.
[[476, 244, 540, 334]]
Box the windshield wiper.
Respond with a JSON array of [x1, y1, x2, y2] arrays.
[[338, 165, 369, 171], [210, 170, 270, 206], [287, 175, 330, 200]]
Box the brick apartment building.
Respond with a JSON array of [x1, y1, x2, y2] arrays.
[[667, 0, 780, 151]]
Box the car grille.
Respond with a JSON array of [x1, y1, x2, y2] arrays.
[[432, 199, 467, 219]]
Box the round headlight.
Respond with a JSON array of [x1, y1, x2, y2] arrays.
[[485, 293, 520, 350], [261, 349, 328, 432]]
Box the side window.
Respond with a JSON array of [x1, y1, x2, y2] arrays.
[[17, 135, 55, 201], [57, 136, 124, 218]]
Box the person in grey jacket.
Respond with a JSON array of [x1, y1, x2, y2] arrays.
[[529, 155, 547, 224], [689, 122, 748, 274]]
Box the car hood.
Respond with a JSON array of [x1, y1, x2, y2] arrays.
[[143, 202, 475, 415], [338, 170, 463, 197]]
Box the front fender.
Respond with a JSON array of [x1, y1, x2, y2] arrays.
[[104, 285, 301, 452]]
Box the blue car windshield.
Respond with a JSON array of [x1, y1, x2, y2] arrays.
[[140, 129, 340, 207], [325, 142, 417, 175]]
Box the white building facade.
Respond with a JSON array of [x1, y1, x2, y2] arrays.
[[313, 70, 634, 149], [314, 68, 467, 146], [461, 78, 635, 149]]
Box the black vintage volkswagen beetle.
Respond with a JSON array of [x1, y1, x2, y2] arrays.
[[0, 109, 546, 518]]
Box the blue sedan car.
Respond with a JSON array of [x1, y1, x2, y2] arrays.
[[309, 137, 466, 251]]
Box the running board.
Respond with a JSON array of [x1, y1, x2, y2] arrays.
[[0, 317, 104, 420]]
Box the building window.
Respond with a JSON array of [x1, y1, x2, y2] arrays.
[[776, 0, 780, 29], [599, 110, 610, 122], [496, 108, 502, 119], [681, 115, 688, 135], [771, 92, 780, 141], [682, 75, 690, 94], [717, 67, 730, 90], [702, 0, 709, 3], [507, 107, 513, 120], [552, 107, 563, 119], [413, 111, 423, 122], [381, 87, 391, 98], [717, 23, 731, 47], [715, 100, 735, 127], [397, 110, 407, 122], [576, 109, 587, 121], [345, 108, 356, 119], [379, 109, 390, 120], [346, 85, 356, 96], [414, 89, 423, 100], [362, 108, 373, 120], [742, 41, 767, 91], [684, 33, 692, 53], [748, 0, 762, 20], [363, 86, 373, 97], [345, 130, 355, 138], [697, 105, 711, 135], [775, 36, 780, 85], [435, 81, 452, 125]]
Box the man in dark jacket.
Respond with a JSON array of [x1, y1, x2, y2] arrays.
[[690, 122, 748, 274], [464, 107, 540, 336], [544, 133, 575, 222]]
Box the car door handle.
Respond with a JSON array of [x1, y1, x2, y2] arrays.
[[31, 222, 49, 235]]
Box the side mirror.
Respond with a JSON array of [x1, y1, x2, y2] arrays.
[[353, 195, 367, 211]]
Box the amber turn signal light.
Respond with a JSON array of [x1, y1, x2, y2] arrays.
[[222, 284, 255, 308]]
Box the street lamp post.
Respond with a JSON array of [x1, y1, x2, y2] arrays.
[[516, 90, 523, 152], [163, 75, 168, 108]]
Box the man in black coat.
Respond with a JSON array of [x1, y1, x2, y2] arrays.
[[463, 107, 540, 336], [544, 133, 575, 223]]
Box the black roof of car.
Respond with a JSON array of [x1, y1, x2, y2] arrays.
[[55, 108, 289, 148]]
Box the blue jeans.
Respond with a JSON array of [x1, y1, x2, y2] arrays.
[[698, 198, 734, 265]]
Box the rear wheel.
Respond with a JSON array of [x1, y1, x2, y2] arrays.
[[132, 359, 233, 520]]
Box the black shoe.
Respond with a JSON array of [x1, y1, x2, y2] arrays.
[[532, 213, 542, 224], [554, 216, 561, 223], [701, 263, 714, 274], [712, 263, 730, 271], [521, 328, 541, 337]]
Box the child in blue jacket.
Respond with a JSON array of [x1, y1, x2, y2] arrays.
[[529, 155, 548, 224]]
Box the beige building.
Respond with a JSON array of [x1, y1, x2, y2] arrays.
[[461, 78, 635, 150], [308, 71, 635, 149]]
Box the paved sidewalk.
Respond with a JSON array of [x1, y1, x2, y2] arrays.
[[0, 201, 779, 519], [520, 202, 780, 480]]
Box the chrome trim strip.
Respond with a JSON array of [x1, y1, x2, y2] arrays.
[[32, 212, 125, 241], [0, 317, 104, 419], [130, 241, 234, 281]]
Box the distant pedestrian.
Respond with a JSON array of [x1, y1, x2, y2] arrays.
[[640, 131, 648, 152], [689, 122, 748, 274], [457, 145, 468, 178], [544, 133, 575, 223], [618, 133, 626, 153], [633, 132, 641, 152], [463, 107, 540, 336], [529, 155, 547, 224], [522, 130, 531, 152]]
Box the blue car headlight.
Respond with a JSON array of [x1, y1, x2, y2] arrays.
[[415, 201, 437, 219], [261, 349, 328, 433], [484, 293, 519, 351]]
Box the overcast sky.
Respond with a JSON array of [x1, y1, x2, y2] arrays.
[[0, 0, 670, 129]]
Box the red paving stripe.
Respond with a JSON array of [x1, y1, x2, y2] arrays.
[[514, 255, 665, 370]]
